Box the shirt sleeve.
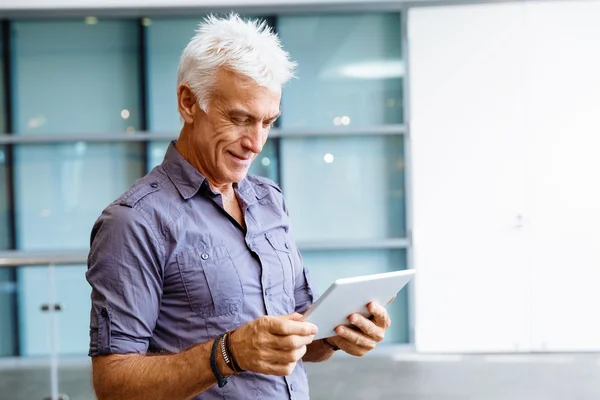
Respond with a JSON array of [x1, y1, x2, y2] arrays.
[[86, 204, 164, 357]]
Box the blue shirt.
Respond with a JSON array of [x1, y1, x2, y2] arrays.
[[87, 141, 318, 399]]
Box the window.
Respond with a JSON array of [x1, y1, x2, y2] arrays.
[[278, 13, 403, 128], [278, 13, 408, 342], [12, 19, 143, 355]]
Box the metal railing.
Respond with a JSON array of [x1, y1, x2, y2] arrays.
[[0, 238, 409, 269]]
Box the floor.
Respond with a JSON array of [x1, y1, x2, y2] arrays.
[[1, 352, 599, 399]]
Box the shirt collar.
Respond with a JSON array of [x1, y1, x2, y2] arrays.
[[162, 140, 268, 202], [162, 141, 207, 200]]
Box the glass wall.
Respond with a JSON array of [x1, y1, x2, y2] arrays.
[[278, 13, 403, 128], [12, 20, 144, 355], [0, 10, 408, 356], [278, 13, 408, 340]]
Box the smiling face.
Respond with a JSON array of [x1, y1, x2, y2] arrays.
[[177, 68, 281, 188]]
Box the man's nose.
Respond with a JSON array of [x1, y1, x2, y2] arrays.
[[242, 124, 267, 154]]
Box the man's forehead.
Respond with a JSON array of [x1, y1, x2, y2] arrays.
[[227, 105, 281, 120]]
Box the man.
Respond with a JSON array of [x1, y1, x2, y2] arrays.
[[87, 14, 391, 400]]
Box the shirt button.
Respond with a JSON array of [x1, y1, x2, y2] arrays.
[[285, 242, 290, 249], [290, 384, 295, 391], [201, 253, 209, 260], [101, 308, 108, 318], [150, 182, 158, 188]]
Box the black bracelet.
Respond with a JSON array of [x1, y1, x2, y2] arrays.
[[210, 333, 228, 388], [323, 338, 340, 351], [226, 330, 246, 373]]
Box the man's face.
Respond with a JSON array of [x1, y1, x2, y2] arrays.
[[185, 69, 281, 185]]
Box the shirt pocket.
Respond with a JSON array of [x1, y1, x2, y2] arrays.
[[176, 246, 244, 318], [265, 231, 295, 298]]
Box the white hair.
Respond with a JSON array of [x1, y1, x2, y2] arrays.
[[177, 13, 297, 111]]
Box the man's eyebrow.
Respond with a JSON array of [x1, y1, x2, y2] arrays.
[[228, 109, 254, 118], [228, 109, 281, 121], [267, 112, 282, 121]]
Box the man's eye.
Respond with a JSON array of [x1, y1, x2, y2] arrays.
[[232, 117, 248, 124]]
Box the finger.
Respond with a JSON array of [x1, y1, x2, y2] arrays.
[[267, 317, 318, 336], [367, 302, 391, 329], [287, 312, 305, 322], [335, 325, 377, 351], [349, 313, 385, 342], [331, 336, 371, 357], [260, 360, 298, 376], [275, 334, 314, 350], [262, 345, 307, 364]]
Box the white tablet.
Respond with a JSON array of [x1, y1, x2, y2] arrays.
[[304, 269, 415, 340]]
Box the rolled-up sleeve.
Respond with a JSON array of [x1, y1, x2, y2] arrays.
[[87, 204, 164, 357]]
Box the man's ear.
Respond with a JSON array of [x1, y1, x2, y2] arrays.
[[177, 84, 197, 124]]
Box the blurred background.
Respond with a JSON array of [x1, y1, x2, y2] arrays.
[[1, 0, 600, 399]]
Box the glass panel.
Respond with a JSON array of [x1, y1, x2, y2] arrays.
[[0, 27, 15, 358], [146, 17, 205, 133], [278, 13, 403, 128], [302, 249, 409, 343], [14, 144, 143, 250], [282, 135, 405, 241], [12, 19, 143, 356], [0, 145, 15, 357], [0, 147, 9, 247], [148, 140, 170, 171], [13, 20, 141, 134], [249, 139, 279, 182], [18, 265, 91, 356]]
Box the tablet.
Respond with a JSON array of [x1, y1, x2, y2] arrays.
[[304, 269, 415, 340]]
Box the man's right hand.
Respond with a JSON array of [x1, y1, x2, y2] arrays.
[[229, 313, 317, 376]]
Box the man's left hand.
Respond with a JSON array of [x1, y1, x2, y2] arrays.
[[327, 302, 391, 357]]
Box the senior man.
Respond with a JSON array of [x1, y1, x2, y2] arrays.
[[87, 14, 391, 400]]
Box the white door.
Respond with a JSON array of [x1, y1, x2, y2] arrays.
[[524, 1, 600, 351], [409, 4, 530, 352]]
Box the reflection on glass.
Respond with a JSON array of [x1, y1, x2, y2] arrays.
[[278, 13, 403, 128], [12, 20, 143, 356], [301, 249, 409, 344], [282, 135, 405, 241]]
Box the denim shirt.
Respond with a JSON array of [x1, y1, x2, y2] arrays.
[[87, 141, 318, 399]]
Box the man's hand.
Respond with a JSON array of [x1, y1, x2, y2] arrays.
[[327, 302, 391, 357], [229, 313, 317, 376]]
